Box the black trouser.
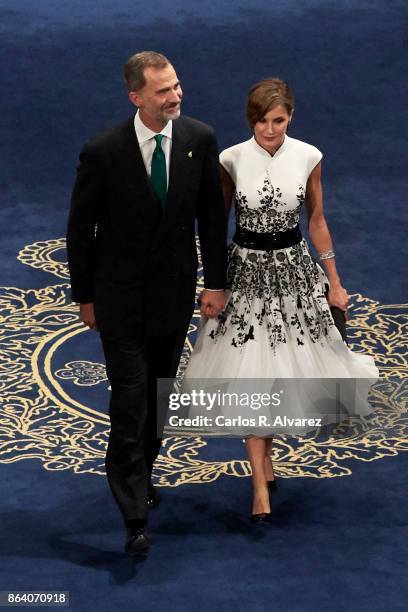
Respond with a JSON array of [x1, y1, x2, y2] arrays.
[[101, 319, 189, 526]]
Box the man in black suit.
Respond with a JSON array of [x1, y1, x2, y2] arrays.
[[66, 51, 227, 555]]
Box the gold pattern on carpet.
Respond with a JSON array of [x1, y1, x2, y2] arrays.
[[0, 238, 406, 483]]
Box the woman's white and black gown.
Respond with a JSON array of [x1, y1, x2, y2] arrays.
[[180, 134, 379, 437]]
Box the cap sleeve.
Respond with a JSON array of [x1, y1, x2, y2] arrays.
[[306, 145, 323, 177]]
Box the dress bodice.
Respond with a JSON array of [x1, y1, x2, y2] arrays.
[[219, 135, 322, 233]]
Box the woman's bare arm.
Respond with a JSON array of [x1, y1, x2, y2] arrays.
[[220, 164, 235, 220], [305, 162, 349, 311]]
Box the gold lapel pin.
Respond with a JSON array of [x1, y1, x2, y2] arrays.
[[188, 151, 193, 158]]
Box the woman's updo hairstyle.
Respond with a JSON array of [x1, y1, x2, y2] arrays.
[[246, 78, 294, 129]]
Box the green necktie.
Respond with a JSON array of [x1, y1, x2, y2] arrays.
[[151, 134, 167, 207]]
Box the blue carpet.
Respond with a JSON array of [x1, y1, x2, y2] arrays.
[[1, 1, 407, 610], [1, 453, 408, 611]]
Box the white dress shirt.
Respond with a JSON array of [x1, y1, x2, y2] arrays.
[[134, 110, 172, 187]]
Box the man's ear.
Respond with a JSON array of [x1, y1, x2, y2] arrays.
[[129, 91, 141, 108]]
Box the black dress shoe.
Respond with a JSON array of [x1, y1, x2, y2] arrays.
[[268, 479, 277, 492], [147, 482, 161, 509], [251, 512, 273, 524], [124, 528, 150, 556]]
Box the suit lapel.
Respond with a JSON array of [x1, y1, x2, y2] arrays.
[[166, 118, 192, 207], [162, 117, 196, 223], [118, 118, 161, 210], [116, 117, 195, 248], [149, 118, 193, 247]]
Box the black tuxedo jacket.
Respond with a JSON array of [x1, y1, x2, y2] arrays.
[[66, 115, 227, 339]]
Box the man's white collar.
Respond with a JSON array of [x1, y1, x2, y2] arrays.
[[134, 110, 173, 143]]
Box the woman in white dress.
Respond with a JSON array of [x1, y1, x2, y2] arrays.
[[183, 78, 378, 522]]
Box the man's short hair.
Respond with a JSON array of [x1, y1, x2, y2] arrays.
[[124, 51, 171, 92]]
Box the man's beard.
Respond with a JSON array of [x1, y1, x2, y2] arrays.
[[163, 107, 181, 120]]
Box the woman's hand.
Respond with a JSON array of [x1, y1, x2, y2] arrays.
[[327, 285, 349, 318]]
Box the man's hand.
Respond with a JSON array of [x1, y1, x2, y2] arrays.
[[199, 290, 226, 318], [80, 302, 98, 330]]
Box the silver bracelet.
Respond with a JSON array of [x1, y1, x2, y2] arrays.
[[319, 250, 335, 260]]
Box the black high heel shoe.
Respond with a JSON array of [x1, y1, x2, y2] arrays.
[[265, 454, 277, 492], [268, 479, 277, 492], [251, 512, 273, 523], [251, 484, 272, 523]]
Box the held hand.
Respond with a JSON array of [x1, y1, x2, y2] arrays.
[[327, 285, 349, 320], [80, 302, 98, 330], [199, 290, 226, 318]]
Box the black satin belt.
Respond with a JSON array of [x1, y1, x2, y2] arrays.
[[233, 225, 302, 250]]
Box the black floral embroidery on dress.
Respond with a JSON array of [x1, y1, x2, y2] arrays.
[[235, 173, 305, 234], [208, 173, 335, 351], [211, 243, 334, 351]]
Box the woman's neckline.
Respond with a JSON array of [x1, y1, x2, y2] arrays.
[[251, 134, 289, 159]]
